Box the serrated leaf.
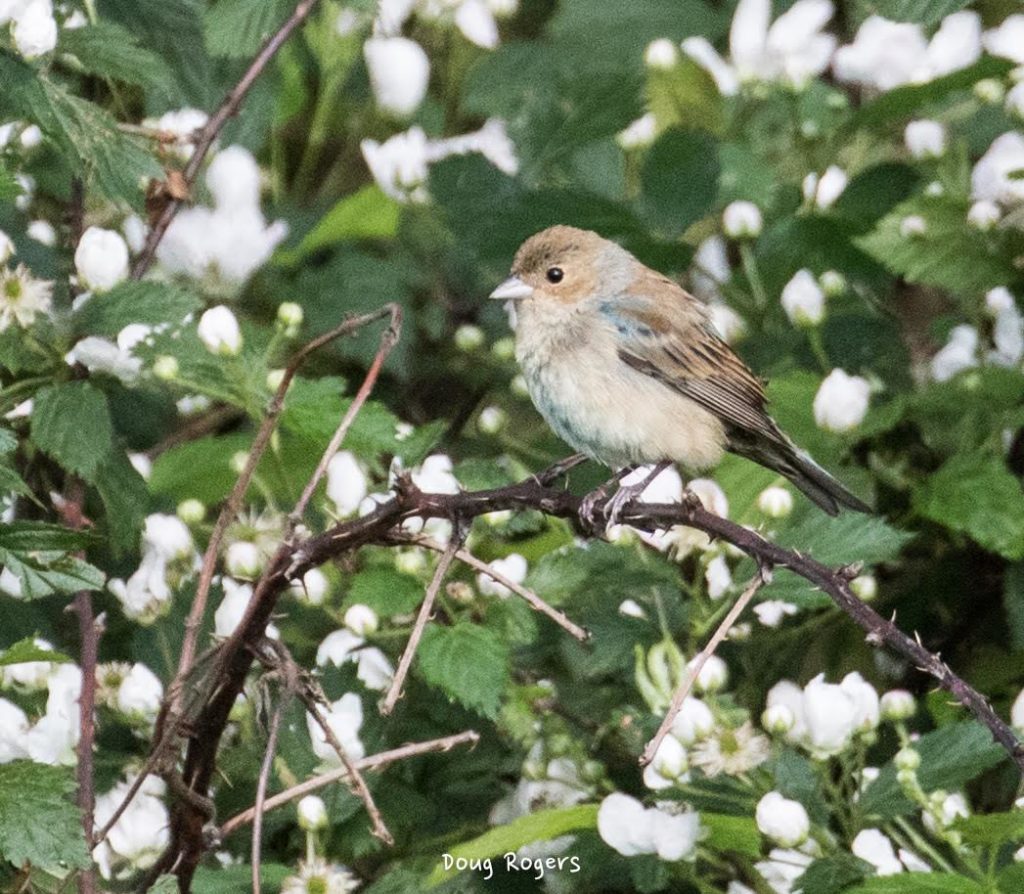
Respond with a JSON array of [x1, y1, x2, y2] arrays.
[[95, 450, 149, 556], [860, 722, 1006, 819], [30, 382, 113, 482], [348, 569, 424, 615], [58, 22, 171, 89], [427, 804, 598, 886], [845, 874, 988, 893], [856, 196, 1016, 295], [0, 549, 106, 600], [913, 452, 1024, 559], [73, 280, 201, 338], [852, 0, 969, 26], [954, 810, 1024, 848], [701, 813, 760, 857], [281, 185, 401, 264], [641, 128, 719, 238], [418, 623, 509, 719], [0, 762, 90, 871], [0, 522, 94, 553], [205, 0, 293, 58], [796, 853, 872, 894], [0, 637, 71, 666]]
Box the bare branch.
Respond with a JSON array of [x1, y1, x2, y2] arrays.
[[252, 687, 292, 894]]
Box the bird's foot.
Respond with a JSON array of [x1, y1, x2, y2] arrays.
[[579, 484, 610, 531], [604, 461, 673, 528]]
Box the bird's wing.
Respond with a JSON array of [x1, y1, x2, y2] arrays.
[[599, 269, 776, 438]]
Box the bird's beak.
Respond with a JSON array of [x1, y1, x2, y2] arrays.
[[489, 276, 534, 301]]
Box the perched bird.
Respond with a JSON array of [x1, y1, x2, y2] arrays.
[[489, 225, 869, 522]]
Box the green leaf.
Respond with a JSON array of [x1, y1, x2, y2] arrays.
[[280, 185, 401, 264], [58, 22, 171, 89], [0, 162, 19, 201], [348, 568, 425, 615], [30, 382, 114, 483], [701, 813, 760, 857], [0, 521, 93, 553], [845, 874, 988, 893], [0, 762, 90, 871], [192, 863, 292, 893], [73, 281, 201, 338], [1004, 563, 1024, 651], [914, 452, 1024, 560], [857, 196, 1017, 295], [641, 129, 719, 237], [0, 637, 71, 666], [795, 853, 872, 894], [204, 0, 293, 59], [95, 450, 149, 556], [426, 804, 599, 885], [0, 525, 104, 599], [0, 55, 160, 203], [860, 722, 1006, 819], [953, 810, 1024, 848], [418, 623, 510, 719], [852, 0, 969, 26]]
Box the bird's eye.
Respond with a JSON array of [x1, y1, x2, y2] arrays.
[[546, 267, 564, 284]]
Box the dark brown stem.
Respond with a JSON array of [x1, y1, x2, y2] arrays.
[[130, 0, 322, 280], [251, 688, 291, 894]]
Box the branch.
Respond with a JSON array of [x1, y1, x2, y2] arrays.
[[218, 731, 480, 838], [130, 0, 322, 279]]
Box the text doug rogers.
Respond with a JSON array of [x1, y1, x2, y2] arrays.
[[441, 852, 582, 880]]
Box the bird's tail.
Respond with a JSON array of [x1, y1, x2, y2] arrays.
[[728, 427, 871, 516]]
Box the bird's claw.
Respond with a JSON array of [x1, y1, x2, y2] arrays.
[[578, 486, 608, 531]]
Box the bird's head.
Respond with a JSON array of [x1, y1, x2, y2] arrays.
[[489, 225, 628, 307]]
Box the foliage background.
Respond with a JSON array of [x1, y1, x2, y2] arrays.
[[1, 0, 1024, 891]]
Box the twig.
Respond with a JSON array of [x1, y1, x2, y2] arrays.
[[407, 534, 589, 642], [131, 0, 322, 279], [303, 694, 393, 845], [219, 731, 479, 837], [381, 535, 463, 715], [252, 686, 293, 894], [640, 565, 771, 767]]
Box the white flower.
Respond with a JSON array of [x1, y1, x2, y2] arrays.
[[19, 123, 40, 148], [224, 541, 261, 579], [0, 636, 55, 690], [344, 603, 378, 636], [646, 734, 689, 788], [723, 201, 763, 239], [967, 200, 1001, 230], [149, 107, 208, 159], [364, 37, 430, 116], [597, 793, 701, 861], [213, 578, 278, 639], [682, 0, 835, 93], [0, 264, 53, 331], [930, 325, 978, 382], [839, 671, 880, 732], [687, 478, 729, 517], [65, 336, 142, 385], [0, 698, 29, 762], [0, 567, 22, 598], [670, 697, 715, 745], [803, 165, 847, 210], [0, 230, 13, 264], [645, 38, 678, 69], [619, 598, 646, 619], [297, 795, 328, 831], [1012, 688, 1024, 731], [754, 600, 798, 627], [900, 215, 927, 237], [205, 145, 262, 210], [851, 574, 877, 601], [756, 792, 809, 847], [781, 269, 825, 326], [629, 464, 684, 504], [361, 127, 430, 203], [708, 302, 746, 344], [24, 664, 82, 765], [802, 673, 858, 756], [689, 654, 728, 692], [12, 0, 58, 58], [326, 451, 368, 517], [853, 828, 903, 875], [454, 0, 498, 48], [834, 12, 980, 91], [923, 791, 969, 833], [478, 405, 506, 434], [618, 113, 658, 150], [145, 513, 193, 559], [316, 630, 393, 691], [0, 0, 31, 26], [757, 485, 793, 517], [288, 568, 329, 606], [983, 15, 1024, 64], [74, 227, 129, 292], [766, 680, 808, 744], [705, 555, 732, 600], [307, 693, 365, 763], [116, 663, 163, 721], [27, 219, 55, 245], [93, 776, 169, 877], [756, 847, 814, 893], [986, 288, 1023, 366], [881, 689, 916, 722], [1007, 83, 1024, 120], [280, 857, 359, 894], [411, 454, 460, 494], [197, 305, 242, 356], [813, 369, 870, 432], [431, 117, 519, 175], [478, 553, 527, 597], [972, 132, 1024, 206], [905, 120, 945, 159]]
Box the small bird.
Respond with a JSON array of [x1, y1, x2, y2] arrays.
[[489, 225, 870, 523]]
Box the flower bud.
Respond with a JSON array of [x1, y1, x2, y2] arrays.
[[781, 269, 825, 327], [364, 37, 430, 117], [722, 201, 763, 239], [454, 324, 485, 352], [266, 369, 286, 392], [899, 215, 927, 238], [967, 200, 1001, 231], [813, 369, 870, 433], [689, 654, 728, 694], [895, 746, 921, 771], [225, 541, 261, 579], [974, 78, 1005, 105], [644, 38, 678, 69], [851, 574, 878, 601], [176, 498, 206, 525], [0, 230, 14, 265], [395, 549, 427, 575], [477, 405, 507, 434], [13, 1, 58, 59], [344, 603, 379, 636], [198, 306, 242, 356], [904, 120, 946, 159], [762, 703, 795, 735], [1006, 82, 1024, 120], [757, 485, 793, 518], [491, 336, 515, 360], [230, 451, 249, 474], [511, 374, 530, 397], [74, 227, 130, 293], [153, 355, 179, 380], [880, 689, 916, 722], [297, 795, 328, 831], [819, 270, 846, 297], [276, 301, 303, 333], [756, 792, 810, 848]]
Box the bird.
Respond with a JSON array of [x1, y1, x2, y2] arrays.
[[488, 225, 870, 525]]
